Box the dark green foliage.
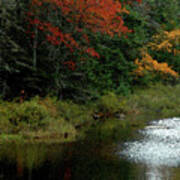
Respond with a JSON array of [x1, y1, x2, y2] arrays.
[[0, 1, 35, 98], [81, 34, 136, 96], [0, 0, 180, 101], [126, 0, 180, 33], [123, 0, 180, 85], [154, 51, 180, 74], [142, 0, 180, 30], [0, 1, 91, 101], [77, 47, 130, 100], [140, 0, 180, 77]]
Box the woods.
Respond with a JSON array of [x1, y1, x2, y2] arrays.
[[1, 0, 179, 101]]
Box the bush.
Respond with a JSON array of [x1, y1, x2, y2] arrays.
[[57, 101, 93, 126], [0, 97, 51, 132], [126, 83, 180, 119], [96, 92, 127, 114]]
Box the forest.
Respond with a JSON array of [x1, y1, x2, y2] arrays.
[[0, 0, 180, 143]]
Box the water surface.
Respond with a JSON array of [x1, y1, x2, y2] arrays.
[[1, 118, 180, 179], [119, 117, 180, 180]]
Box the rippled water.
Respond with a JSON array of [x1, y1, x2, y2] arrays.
[[120, 117, 180, 180]]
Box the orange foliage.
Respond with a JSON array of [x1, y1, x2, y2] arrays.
[[134, 28, 179, 79], [27, 0, 141, 69], [134, 52, 179, 78], [33, 0, 132, 36]]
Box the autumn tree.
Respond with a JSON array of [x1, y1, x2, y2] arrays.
[[0, 0, 142, 99], [24, 0, 141, 98], [27, 0, 142, 64]]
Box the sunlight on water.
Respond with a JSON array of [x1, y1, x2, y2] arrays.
[[120, 117, 180, 180]]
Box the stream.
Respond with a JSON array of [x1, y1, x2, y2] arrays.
[[1, 117, 180, 179]]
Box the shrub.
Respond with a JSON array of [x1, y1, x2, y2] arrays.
[[96, 92, 127, 114], [0, 97, 51, 132], [57, 101, 93, 126]]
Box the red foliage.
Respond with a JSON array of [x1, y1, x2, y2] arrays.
[[63, 60, 76, 71], [86, 48, 100, 59], [27, 0, 142, 69], [38, 0, 134, 36]]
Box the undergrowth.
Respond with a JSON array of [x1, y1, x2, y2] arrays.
[[0, 82, 180, 143]]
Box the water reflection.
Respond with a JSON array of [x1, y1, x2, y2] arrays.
[[1, 118, 180, 179], [0, 142, 135, 180], [0, 143, 70, 179], [120, 117, 180, 180], [143, 165, 171, 180]]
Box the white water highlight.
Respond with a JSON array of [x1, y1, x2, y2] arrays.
[[121, 117, 180, 166], [119, 117, 180, 179]]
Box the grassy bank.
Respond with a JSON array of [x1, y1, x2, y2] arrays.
[[0, 83, 180, 144]]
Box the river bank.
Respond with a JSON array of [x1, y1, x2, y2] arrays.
[[0, 83, 180, 144]]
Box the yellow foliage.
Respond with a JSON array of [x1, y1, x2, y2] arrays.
[[133, 29, 179, 79], [134, 52, 179, 78], [148, 29, 180, 55]]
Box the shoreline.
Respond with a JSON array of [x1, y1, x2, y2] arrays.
[[0, 83, 180, 144]]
